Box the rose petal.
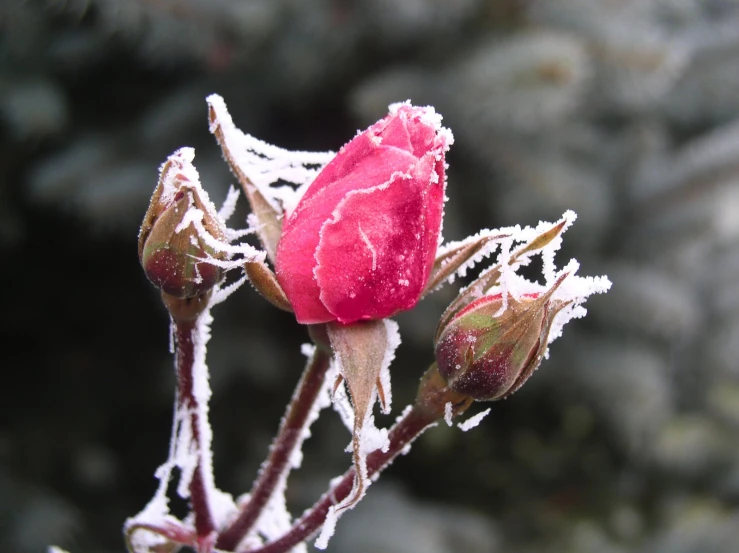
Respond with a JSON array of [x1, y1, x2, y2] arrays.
[[275, 103, 450, 324], [315, 154, 441, 323], [277, 148, 418, 324], [375, 112, 412, 151]]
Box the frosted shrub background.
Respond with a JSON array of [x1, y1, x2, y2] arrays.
[[2, 1, 739, 552]]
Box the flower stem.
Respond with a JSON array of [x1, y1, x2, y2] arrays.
[[174, 318, 216, 541], [246, 404, 440, 553], [244, 363, 472, 553], [216, 325, 332, 552]]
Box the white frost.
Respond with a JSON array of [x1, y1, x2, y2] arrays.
[[190, 213, 264, 263], [330, 363, 356, 434], [156, 148, 266, 279], [478, 211, 610, 348], [210, 273, 248, 306], [125, 281, 251, 547], [358, 224, 377, 271], [127, 291, 336, 553], [217, 185, 240, 222], [378, 319, 400, 414], [434, 229, 510, 288], [444, 402, 453, 427], [458, 408, 491, 432], [388, 100, 455, 148], [314, 506, 338, 550]]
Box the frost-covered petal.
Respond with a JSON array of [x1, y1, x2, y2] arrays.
[[276, 147, 419, 323], [275, 102, 451, 324], [315, 158, 439, 323]]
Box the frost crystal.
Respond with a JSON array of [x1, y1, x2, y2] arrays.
[[217, 185, 240, 224], [481, 211, 610, 347], [377, 319, 400, 414], [314, 507, 338, 550], [458, 408, 491, 432], [434, 229, 507, 285], [444, 402, 454, 427]]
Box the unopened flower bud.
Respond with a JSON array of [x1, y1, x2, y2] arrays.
[[434, 280, 570, 401], [138, 150, 227, 298]]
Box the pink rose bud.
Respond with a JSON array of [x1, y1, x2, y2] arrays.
[[434, 283, 570, 402], [275, 103, 451, 324]]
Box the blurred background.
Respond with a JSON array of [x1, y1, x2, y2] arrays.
[[2, 0, 739, 552]]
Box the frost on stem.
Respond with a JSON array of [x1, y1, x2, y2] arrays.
[[127, 90, 614, 553], [125, 291, 237, 552]]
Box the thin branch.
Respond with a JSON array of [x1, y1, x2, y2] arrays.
[[216, 326, 332, 551], [247, 405, 442, 553]]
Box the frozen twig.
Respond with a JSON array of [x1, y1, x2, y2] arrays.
[[216, 326, 333, 552], [173, 316, 217, 540], [251, 405, 438, 553], [249, 364, 473, 553]]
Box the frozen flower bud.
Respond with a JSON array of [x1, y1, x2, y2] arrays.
[[435, 278, 570, 402], [275, 102, 452, 324], [138, 149, 227, 298]]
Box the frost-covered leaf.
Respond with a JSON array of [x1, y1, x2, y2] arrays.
[[207, 94, 334, 261], [423, 230, 510, 296]]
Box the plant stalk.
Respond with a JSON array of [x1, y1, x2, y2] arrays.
[[216, 325, 332, 551], [174, 318, 216, 541], [247, 405, 439, 553], [245, 363, 472, 553]]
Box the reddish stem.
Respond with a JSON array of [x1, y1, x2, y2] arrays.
[[216, 332, 332, 551], [124, 520, 196, 552], [175, 320, 216, 540], [247, 405, 438, 553]]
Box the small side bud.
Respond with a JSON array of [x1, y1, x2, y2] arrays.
[[435, 276, 570, 401], [138, 150, 227, 299]]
